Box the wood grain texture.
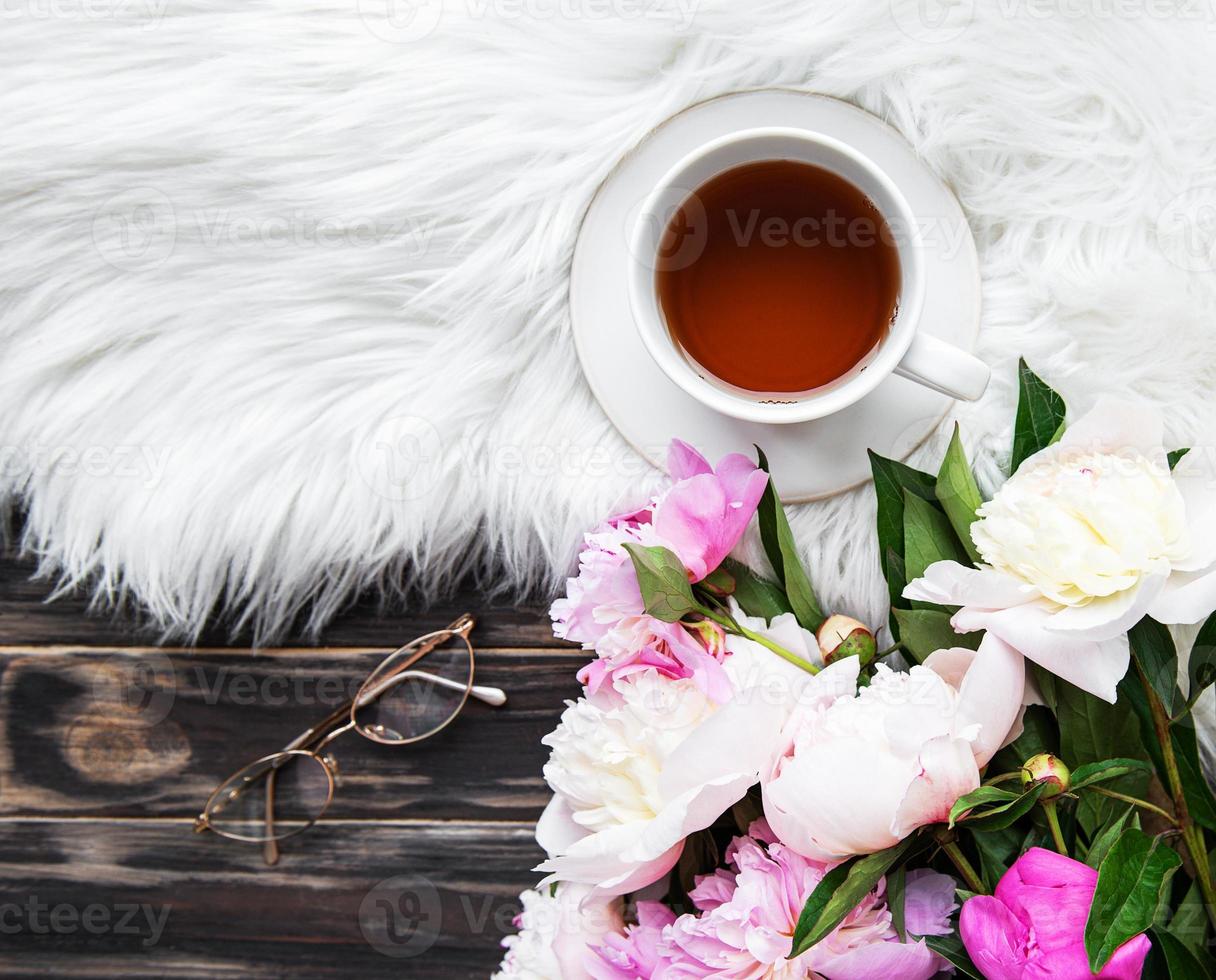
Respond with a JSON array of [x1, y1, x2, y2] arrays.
[[0, 548, 561, 649], [0, 819, 545, 977], [0, 647, 582, 822], [0, 547, 579, 976]]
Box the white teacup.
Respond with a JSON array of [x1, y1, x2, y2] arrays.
[[627, 127, 990, 424]]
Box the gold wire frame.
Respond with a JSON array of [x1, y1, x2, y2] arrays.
[[193, 614, 500, 861]]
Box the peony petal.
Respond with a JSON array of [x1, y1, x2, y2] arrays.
[[1150, 565, 1216, 625], [536, 794, 588, 857], [1045, 573, 1166, 641], [660, 656, 858, 802], [938, 634, 1026, 767], [891, 734, 981, 839], [959, 895, 1029, 980], [1098, 932, 1153, 980], [904, 561, 1036, 611], [1057, 395, 1165, 460], [1172, 468, 1216, 572], [667, 439, 713, 481], [976, 602, 1131, 703], [810, 937, 940, 980], [903, 869, 959, 937]]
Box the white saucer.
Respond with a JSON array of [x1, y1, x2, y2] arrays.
[[569, 90, 982, 502]]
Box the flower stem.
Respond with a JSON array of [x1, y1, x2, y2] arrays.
[[1136, 659, 1216, 932], [697, 607, 820, 675], [933, 830, 987, 895], [1042, 799, 1068, 855], [1086, 786, 1178, 826]]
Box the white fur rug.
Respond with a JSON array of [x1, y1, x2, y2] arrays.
[[4, 0, 1216, 665]]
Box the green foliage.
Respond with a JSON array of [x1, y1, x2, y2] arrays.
[[1129, 618, 1180, 715], [1085, 828, 1182, 973], [621, 544, 698, 622], [1010, 358, 1067, 472], [720, 557, 792, 621], [790, 837, 917, 957], [1186, 611, 1216, 702], [868, 451, 939, 636], [903, 490, 968, 586], [755, 448, 823, 631], [935, 423, 984, 564], [891, 608, 979, 665]]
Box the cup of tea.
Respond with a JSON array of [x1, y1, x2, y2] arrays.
[[627, 127, 990, 424]]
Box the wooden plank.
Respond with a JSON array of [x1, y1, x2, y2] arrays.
[[0, 549, 563, 649], [0, 647, 581, 822], [0, 819, 543, 978]]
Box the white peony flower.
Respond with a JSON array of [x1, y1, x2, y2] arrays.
[[906, 397, 1216, 702], [762, 636, 1025, 860], [493, 883, 623, 980]]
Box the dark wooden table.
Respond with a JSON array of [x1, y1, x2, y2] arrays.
[[0, 547, 578, 977]]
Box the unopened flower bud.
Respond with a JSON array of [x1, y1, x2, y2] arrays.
[[816, 615, 876, 667], [1021, 754, 1071, 799]]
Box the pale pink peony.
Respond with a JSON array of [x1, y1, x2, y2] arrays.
[[763, 635, 1026, 860], [550, 441, 767, 648], [579, 617, 733, 704], [587, 823, 955, 980]]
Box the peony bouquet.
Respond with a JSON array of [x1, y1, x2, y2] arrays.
[[495, 362, 1216, 979]]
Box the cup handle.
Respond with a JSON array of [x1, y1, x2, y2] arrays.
[[894, 333, 990, 402]]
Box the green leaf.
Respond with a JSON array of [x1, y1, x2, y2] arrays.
[[991, 704, 1059, 774], [790, 837, 916, 956], [1186, 610, 1216, 700], [922, 934, 984, 979], [1164, 878, 1212, 955], [1010, 358, 1067, 472], [869, 450, 939, 618], [949, 786, 1020, 828], [621, 544, 698, 622], [1071, 758, 1156, 791], [1085, 829, 1183, 973], [1168, 448, 1190, 470], [720, 558, 793, 621], [755, 448, 824, 632], [1118, 672, 1216, 832], [891, 608, 980, 665], [1150, 927, 1214, 980], [700, 564, 736, 597], [887, 865, 907, 942], [936, 423, 984, 564], [959, 783, 1046, 833], [1039, 667, 1150, 836], [1129, 618, 1180, 716], [903, 490, 968, 585], [1085, 806, 1136, 870]]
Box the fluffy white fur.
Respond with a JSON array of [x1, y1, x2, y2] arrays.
[[3, 0, 1216, 746]]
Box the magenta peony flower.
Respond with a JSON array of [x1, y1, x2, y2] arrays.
[[960, 848, 1151, 979], [578, 617, 732, 704], [551, 440, 767, 649], [586, 822, 955, 980]]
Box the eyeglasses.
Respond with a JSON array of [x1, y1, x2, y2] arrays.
[[193, 614, 506, 864]]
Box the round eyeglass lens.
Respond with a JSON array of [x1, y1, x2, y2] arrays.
[[352, 630, 474, 745], [204, 750, 333, 842]]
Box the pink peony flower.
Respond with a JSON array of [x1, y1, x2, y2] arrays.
[[586, 902, 676, 980], [651, 439, 769, 582], [762, 635, 1026, 860], [960, 848, 1151, 979], [551, 441, 767, 648], [589, 822, 955, 980], [579, 617, 733, 704]]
